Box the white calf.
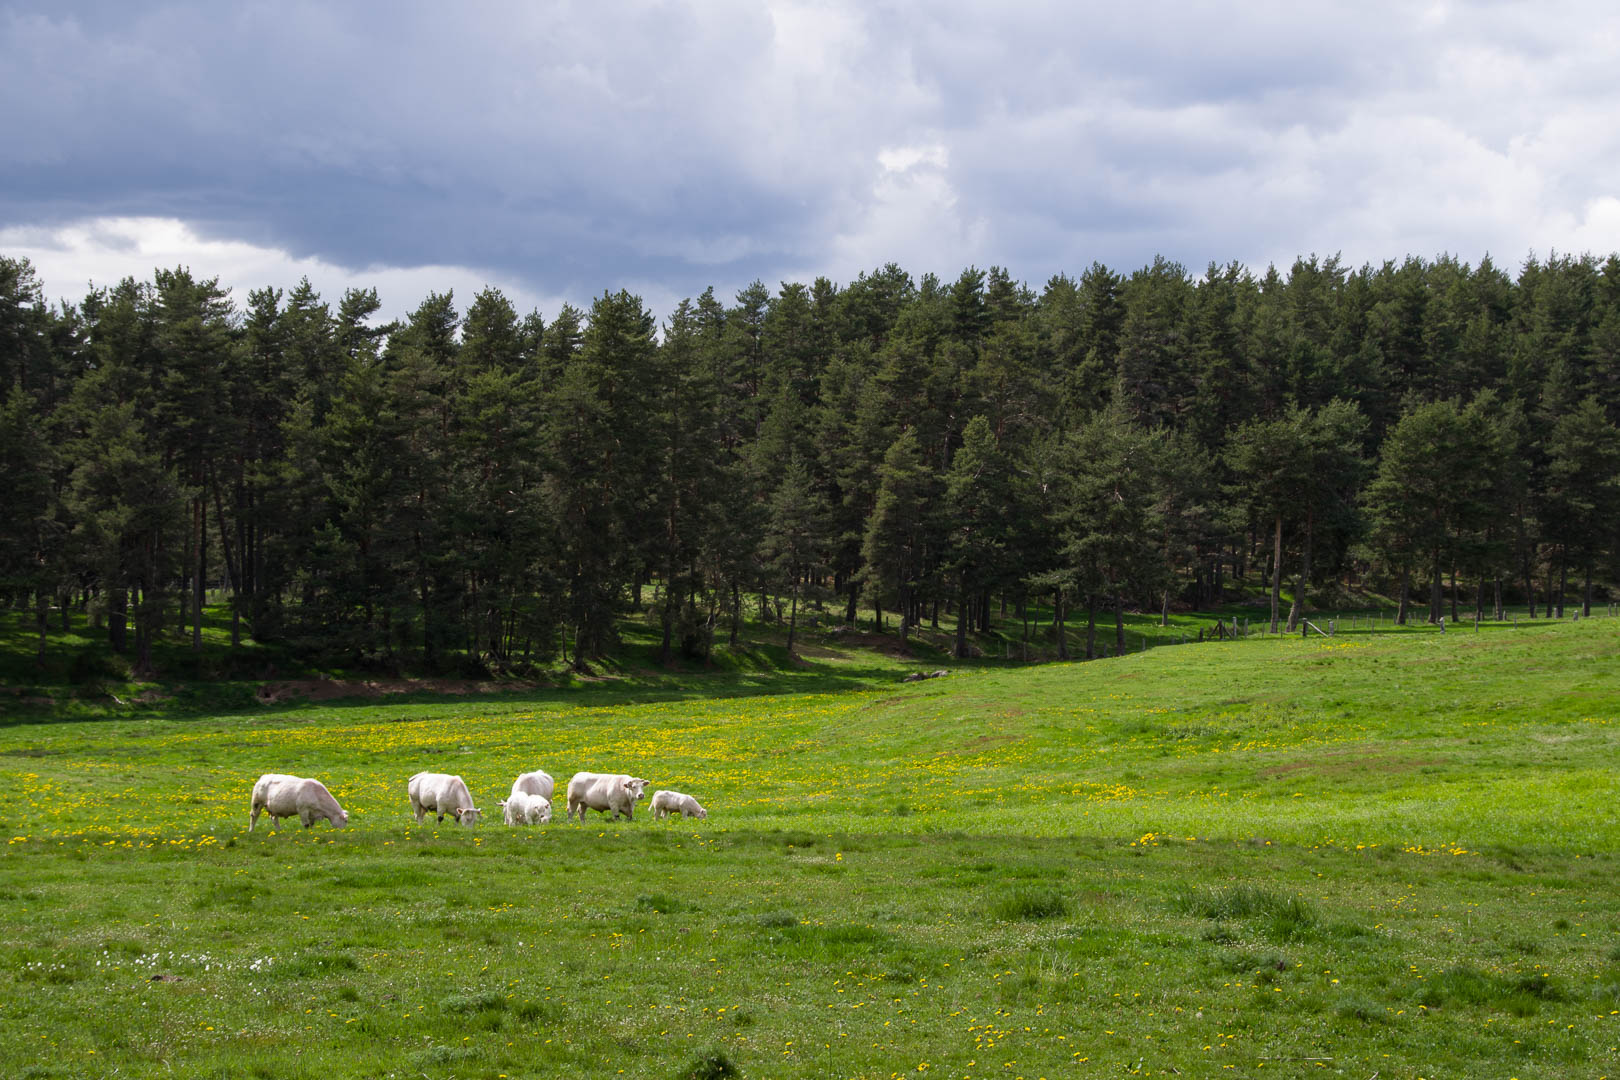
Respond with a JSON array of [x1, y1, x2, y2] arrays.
[[499, 790, 551, 825], [650, 789, 707, 820]]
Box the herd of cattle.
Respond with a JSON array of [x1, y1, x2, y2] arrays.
[[245, 770, 708, 832]]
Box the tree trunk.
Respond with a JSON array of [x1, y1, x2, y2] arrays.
[[844, 581, 857, 626], [1429, 549, 1443, 624], [1524, 547, 1537, 617], [1449, 566, 1458, 624], [1556, 550, 1568, 618], [1021, 597, 1030, 661], [786, 578, 799, 654], [135, 537, 156, 677], [1286, 512, 1313, 633], [1473, 576, 1484, 623], [35, 589, 49, 668], [193, 497, 206, 654], [1055, 591, 1068, 660], [1583, 560, 1593, 617], [1396, 566, 1410, 625], [1494, 575, 1503, 621], [658, 587, 676, 664], [1114, 591, 1125, 653], [209, 473, 242, 649], [1269, 513, 1283, 634], [953, 581, 969, 659], [109, 575, 128, 654], [1085, 594, 1096, 660]]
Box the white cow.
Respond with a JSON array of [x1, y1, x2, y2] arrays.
[[407, 771, 482, 826], [249, 773, 349, 831], [498, 790, 552, 825], [510, 770, 555, 803], [565, 772, 650, 822], [650, 789, 707, 821]]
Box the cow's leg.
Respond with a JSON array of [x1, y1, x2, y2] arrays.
[[249, 804, 260, 831]]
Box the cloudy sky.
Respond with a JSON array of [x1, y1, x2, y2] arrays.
[[3, 0, 1618, 321]]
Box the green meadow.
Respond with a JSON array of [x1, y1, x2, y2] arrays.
[[2, 618, 1618, 1079]]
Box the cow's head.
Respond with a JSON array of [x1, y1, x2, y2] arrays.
[[691, 804, 707, 820], [536, 802, 552, 824], [454, 806, 482, 826], [332, 808, 350, 828], [626, 777, 650, 801]]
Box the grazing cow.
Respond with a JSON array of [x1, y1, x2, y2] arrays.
[[407, 772, 482, 826], [249, 774, 349, 831], [498, 791, 551, 826], [510, 770, 555, 803], [650, 789, 707, 821], [565, 772, 649, 822]]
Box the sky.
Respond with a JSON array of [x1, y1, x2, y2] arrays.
[[3, 0, 1619, 323]]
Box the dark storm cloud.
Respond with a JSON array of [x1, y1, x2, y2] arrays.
[[3, 0, 1618, 311]]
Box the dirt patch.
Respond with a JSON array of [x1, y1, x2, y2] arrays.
[[790, 641, 842, 658], [1262, 753, 1444, 779], [254, 678, 542, 705], [938, 734, 1024, 756], [822, 629, 914, 657]]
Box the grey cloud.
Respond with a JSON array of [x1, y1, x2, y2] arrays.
[[3, 0, 1618, 311]]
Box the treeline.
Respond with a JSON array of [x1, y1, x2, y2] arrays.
[[3, 251, 1619, 674]]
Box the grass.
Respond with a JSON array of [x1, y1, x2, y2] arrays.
[[0, 618, 1618, 1077]]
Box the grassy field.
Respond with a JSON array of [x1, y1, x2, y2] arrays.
[[2, 618, 1618, 1078]]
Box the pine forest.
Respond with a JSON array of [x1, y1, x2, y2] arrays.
[[3, 251, 1619, 675]]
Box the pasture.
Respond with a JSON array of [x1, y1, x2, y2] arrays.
[[2, 619, 1618, 1079]]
